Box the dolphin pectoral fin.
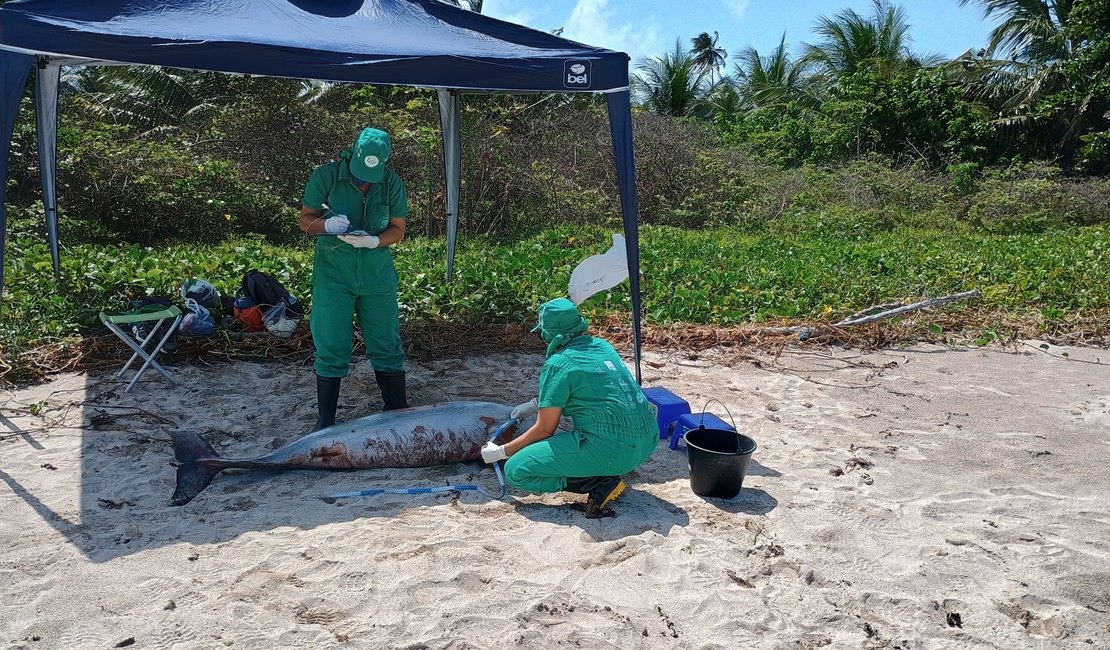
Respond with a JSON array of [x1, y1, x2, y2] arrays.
[[169, 430, 223, 507]]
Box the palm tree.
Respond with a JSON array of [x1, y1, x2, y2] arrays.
[[965, 0, 1076, 63], [60, 66, 116, 98], [953, 0, 1096, 160], [64, 66, 234, 132], [704, 80, 749, 123], [954, 0, 1076, 110], [735, 34, 819, 112], [631, 40, 714, 117], [801, 0, 935, 82], [691, 31, 728, 78], [61, 65, 360, 131], [296, 79, 352, 106]]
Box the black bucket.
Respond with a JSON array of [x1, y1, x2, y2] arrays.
[[684, 426, 758, 499]]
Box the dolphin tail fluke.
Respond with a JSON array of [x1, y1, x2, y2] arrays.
[[169, 430, 224, 506]]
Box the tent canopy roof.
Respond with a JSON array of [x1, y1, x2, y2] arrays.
[[0, 0, 629, 91]]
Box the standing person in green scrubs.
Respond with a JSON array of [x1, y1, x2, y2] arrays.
[[299, 127, 410, 430], [481, 298, 658, 518]]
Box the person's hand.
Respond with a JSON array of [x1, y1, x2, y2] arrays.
[[511, 398, 538, 420], [480, 441, 508, 463], [324, 214, 350, 234], [338, 233, 381, 249]]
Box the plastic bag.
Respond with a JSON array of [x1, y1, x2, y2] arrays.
[[180, 277, 221, 311], [568, 233, 629, 305], [262, 302, 298, 339], [180, 298, 216, 337]]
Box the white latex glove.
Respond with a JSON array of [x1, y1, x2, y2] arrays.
[[511, 398, 539, 420], [481, 441, 508, 464], [338, 233, 381, 249], [323, 214, 350, 234]]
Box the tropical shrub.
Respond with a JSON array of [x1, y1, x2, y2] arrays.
[[53, 121, 296, 244]]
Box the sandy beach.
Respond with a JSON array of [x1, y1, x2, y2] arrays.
[[1, 340, 1108, 649]]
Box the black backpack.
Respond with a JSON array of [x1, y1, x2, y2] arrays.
[[239, 270, 303, 319]]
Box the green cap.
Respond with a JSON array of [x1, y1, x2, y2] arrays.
[[532, 298, 588, 356], [348, 128, 392, 183]]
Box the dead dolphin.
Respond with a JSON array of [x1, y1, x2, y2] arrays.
[[169, 400, 519, 506]]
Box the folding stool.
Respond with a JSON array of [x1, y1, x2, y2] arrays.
[[99, 305, 183, 392]]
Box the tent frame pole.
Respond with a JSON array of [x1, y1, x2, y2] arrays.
[[34, 56, 61, 276], [437, 88, 462, 284]]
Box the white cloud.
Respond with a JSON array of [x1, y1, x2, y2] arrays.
[[725, 0, 751, 21], [562, 0, 663, 63], [480, 0, 543, 30]]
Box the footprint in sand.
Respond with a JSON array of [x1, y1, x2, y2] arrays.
[[137, 627, 207, 649], [1072, 397, 1110, 427], [135, 576, 204, 610], [338, 571, 372, 592], [293, 598, 344, 625], [995, 595, 1070, 640], [227, 496, 258, 511]]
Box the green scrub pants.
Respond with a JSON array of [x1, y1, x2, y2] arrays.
[[504, 428, 658, 493], [311, 249, 404, 378]]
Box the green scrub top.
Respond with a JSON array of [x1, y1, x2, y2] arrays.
[[302, 149, 409, 293], [538, 335, 657, 441]]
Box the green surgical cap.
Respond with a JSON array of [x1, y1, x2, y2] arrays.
[[532, 298, 588, 357]]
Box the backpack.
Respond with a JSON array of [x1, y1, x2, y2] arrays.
[[234, 271, 303, 334], [232, 294, 265, 333]]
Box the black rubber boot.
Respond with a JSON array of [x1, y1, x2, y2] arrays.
[[374, 370, 409, 411], [585, 477, 626, 518], [313, 375, 341, 431], [566, 476, 625, 518]]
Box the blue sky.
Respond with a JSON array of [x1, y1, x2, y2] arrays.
[[481, 0, 1000, 67]]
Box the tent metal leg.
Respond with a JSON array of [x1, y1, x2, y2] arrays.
[[0, 51, 34, 300], [34, 58, 61, 276], [437, 88, 462, 282], [605, 90, 644, 384]]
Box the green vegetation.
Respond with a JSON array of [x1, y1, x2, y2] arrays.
[[3, 212, 1107, 383]]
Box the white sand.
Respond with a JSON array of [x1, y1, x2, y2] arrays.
[[1, 341, 1108, 649]]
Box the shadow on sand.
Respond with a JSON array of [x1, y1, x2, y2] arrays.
[[693, 487, 778, 515], [2, 454, 531, 563], [2, 361, 780, 563], [511, 489, 691, 542], [1, 368, 529, 564]]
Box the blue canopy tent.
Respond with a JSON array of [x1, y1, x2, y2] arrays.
[[0, 0, 644, 380]]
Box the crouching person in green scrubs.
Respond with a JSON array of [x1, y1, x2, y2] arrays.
[[481, 298, 658, 518], [299, 127, 410, 430]]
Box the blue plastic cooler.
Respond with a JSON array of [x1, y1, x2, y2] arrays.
[[670, 412, 736, 450], [642, 386, 691, 439]]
